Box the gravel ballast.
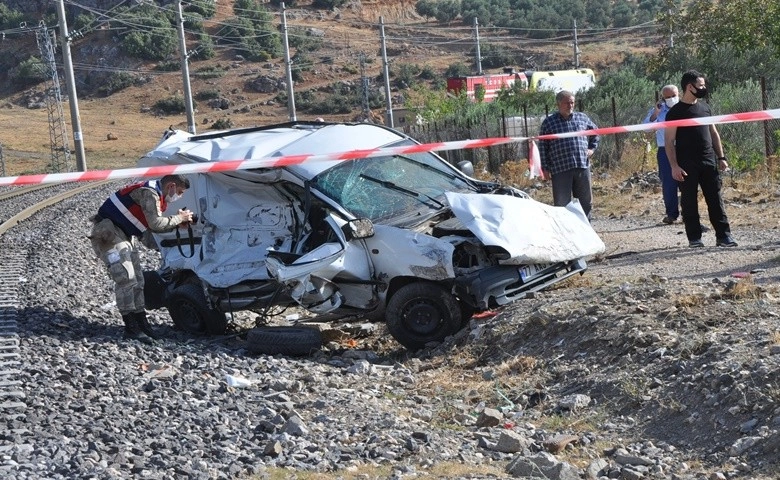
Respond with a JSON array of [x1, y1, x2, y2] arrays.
[[1, 180, 779, 479]]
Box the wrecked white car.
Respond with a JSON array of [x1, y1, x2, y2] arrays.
[[140, 121, 604, 350]]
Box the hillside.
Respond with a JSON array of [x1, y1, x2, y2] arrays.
[[0, 0, 655, 175]]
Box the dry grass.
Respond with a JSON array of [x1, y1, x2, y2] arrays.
[[253, 461, 506, 480], [719, 276, 765, 300]]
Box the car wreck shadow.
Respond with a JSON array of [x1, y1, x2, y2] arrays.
[[9, 305, 220, 346], [592, 241, 780, 285], [9, 304, 408, 363]]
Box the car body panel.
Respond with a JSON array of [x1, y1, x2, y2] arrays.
[[445, 192, 604, 263]]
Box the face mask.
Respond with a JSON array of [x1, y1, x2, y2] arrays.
[[165, 188, 182, 203], [664, 96, 679, 108], [692, 86, 708, 98]]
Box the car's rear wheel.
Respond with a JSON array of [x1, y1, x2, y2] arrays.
[[246, 326, 322, 356], [385, 282, 462, 351], [166, 283, 227, 335]]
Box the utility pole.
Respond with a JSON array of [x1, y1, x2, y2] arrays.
[[55, 0, 86, 172], [359, 52, 370, 121], [380, 16, 393, 127], [176, 1, 196, 134], [573, 19, 580, 68], [281, 3, 296, 121], [474, 17, 482, 75]]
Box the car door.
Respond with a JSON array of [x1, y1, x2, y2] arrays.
[[265, 214, 376, 313]]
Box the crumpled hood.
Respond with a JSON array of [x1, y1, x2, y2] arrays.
[[445, 192, 604, 263]]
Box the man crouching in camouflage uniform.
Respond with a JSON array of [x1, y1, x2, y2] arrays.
[[89, 175, 193, 342]]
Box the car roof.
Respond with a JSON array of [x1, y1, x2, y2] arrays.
[[142, 122, 408, 179]]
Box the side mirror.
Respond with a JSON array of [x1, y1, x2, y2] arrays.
[[457, 161, 475, 177], [342, 218, 374, 240]]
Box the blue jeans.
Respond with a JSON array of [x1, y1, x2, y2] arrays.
[[658, 147, 679, 219]]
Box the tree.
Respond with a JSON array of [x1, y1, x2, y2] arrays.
[[186, 0, 217, 18], [415, 0, 438, 19], [435, 0, 460, 23], [119, 14, 177, 60], [585, 0, 611, 28], [611, 1, 635, 28], [445, 62, 471, 78], [218, 1, 281, 60], [663, 0, 780, 59]]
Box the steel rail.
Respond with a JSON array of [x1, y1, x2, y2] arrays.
[[0, 180, 113, 236]]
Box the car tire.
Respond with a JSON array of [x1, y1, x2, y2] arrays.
[[142, 270, 168, 310], [459, 301, 476, 327], [166, 283, 227, 335], [385, 282, 462, 351], [246, 326, 322, 356]]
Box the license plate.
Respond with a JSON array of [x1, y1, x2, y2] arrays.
[[519, 263, 551, 281]]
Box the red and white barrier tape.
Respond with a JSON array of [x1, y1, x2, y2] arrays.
[[2, 107, 779, 187]]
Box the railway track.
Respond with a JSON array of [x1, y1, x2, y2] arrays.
[[0, 180, 114, 459], [0, 246, 27, 456], [0, 182, 113, 236]]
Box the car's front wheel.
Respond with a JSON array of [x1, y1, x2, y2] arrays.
[[166, 283, 227, 335], [385, 282, 462, 351]]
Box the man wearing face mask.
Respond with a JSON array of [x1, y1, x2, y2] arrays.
[[665, 70, 737, 248], [89, 175, 194, 341], [643, 84, 680, 224]]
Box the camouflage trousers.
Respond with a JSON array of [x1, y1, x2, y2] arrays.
[[90, 218, 144, 315]]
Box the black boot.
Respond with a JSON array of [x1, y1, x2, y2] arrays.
[[134, 311, 159, 339], [122, 313, 153, 343]]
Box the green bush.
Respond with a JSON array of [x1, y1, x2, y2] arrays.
[[195, 89, 221, 101], [211, 118, 234, 130], [97, 72, 140, 96], [288, 27, 324, 53], [9, 56, 46, 87], [305, 94, 354, 114], [312, 0, 347, 8], [72, 13, 95, 33], [0, 4, 24, 30], [392, 63, 422, 89], [194, 33, 216, 60], [154, 95, 196, 114], [186, 0, 217, 18], [154, 60, 180, 72], [184, 12, 205, 33], [217, 1, 281, 61], [445, 62, 470, 78], [115, 5, 177, 60], [193, 65, 227, 79]]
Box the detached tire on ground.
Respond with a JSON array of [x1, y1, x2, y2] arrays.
[[166, 283, 227, 335], [246, 326, 323, 356], [385, 282, 463, 351]]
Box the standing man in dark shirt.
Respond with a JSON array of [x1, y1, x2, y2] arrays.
[[664, 70, 737, 248], [539, 90, 599, 218]]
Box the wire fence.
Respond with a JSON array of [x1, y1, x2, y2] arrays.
[[402, 78, 780, 176]]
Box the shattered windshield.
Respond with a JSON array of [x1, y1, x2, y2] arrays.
[[312, 149, 474, 222]]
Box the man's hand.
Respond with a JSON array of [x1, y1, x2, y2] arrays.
[[671, 165, 687, 182], [178, 208, 193, 224], [718, 159, 730, 172]]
